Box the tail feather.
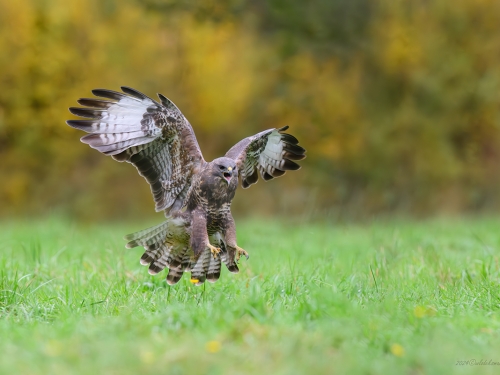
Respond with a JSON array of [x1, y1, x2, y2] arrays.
[[222, 250, 239, 274], [140, 246, 161, 266], [125, 221, 170, 248], [166, 267, 184, 285], [147, 243, 170, 275], [148, 243, 188, 276], [168, 245, 190, 269], [190, 250, 212, 286], [181, 251, 193, 272], [125, 218, 192, 284], [206, 254, 222, 283], [125, 220, 241, 286]]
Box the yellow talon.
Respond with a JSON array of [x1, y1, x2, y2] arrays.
[[208, 244, 221, 258], [235, 246, 249, 262]]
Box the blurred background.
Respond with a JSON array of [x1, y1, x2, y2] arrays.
[[1, 0, 500, 221]]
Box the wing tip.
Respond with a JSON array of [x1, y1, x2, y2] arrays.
[[157, 93, 168, 104], [68, 107, 97, 118], [121, 86, 149, 100], [282, 159, 301, 171], [91, 88, 117, 98]]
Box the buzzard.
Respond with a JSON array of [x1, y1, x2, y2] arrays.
[[67, 87, 306, 285]]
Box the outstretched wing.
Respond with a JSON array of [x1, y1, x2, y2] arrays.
[[67, 86, 205, 213], [225, 126, 306, 188]]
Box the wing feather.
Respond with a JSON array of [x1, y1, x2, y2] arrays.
[[225, 126, 306, 189], [67, 86, 205, 212]]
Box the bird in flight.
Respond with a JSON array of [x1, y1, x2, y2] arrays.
[[67, 87, 306, 285]]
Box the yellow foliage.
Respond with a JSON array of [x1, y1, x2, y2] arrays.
[[1, 0, 500, 217], [378, 22, 423, 74]]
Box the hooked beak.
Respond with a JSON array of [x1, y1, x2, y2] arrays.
[[223, 167, 233, 184]]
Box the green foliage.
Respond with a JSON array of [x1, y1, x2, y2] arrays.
[[1, 0, 500, 218], [2, 218, 500, 374]]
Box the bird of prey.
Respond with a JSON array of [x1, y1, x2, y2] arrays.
[[67, 86, 306, 285]]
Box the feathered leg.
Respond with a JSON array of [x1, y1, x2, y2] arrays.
[[191, 211, 220, 259], [189, 210, 221, 284], [223, 215, 249, 268], [190, 210, 221, 258]]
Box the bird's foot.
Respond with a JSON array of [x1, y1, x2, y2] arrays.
[[208, 243, 221, 259], [235, 246, 249, 262]]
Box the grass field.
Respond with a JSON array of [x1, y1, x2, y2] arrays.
[[1, 217, 500, 374]]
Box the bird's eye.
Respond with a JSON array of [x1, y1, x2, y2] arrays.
[[219, 165, 225, 170]]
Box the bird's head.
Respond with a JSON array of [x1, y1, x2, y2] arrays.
[[211, 157, 237, 185]]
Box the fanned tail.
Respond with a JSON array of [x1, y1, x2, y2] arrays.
[[124, 219, 235, 285], [125, 217, 190, 285], [188, 234, 224, 285]]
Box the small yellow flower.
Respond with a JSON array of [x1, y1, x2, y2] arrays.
[[390, 343, 405, 357], [205, 340, 221, 353], [414, 305, 436, 318], [140, 350, 155, 364], [414, 305, 427, 318], [190, 278, 199, 284], [44, 340, 62, 357]]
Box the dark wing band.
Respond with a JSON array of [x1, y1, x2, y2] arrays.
[[67, 86, 205, 212], [225, 126, 306, 188]]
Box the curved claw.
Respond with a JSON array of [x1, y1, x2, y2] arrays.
[[235, 246, 249, 262], [208, 243, 221, 259]]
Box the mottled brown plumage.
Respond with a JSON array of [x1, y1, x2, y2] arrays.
[[67, 86, 306, 285]]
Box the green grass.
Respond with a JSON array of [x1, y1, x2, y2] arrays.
[[1, 217, 500, 374]]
